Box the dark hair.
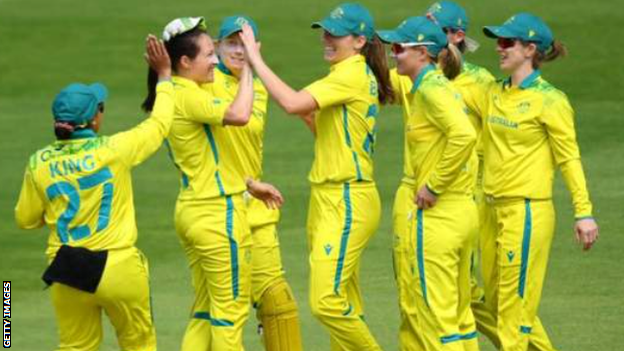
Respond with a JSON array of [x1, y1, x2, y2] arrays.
[[531, 40, 567, 69], [142, 27, 206, 112], [361, 36, 394, 105], [436, 43, 463, 80], [54, 103, 103, 140]]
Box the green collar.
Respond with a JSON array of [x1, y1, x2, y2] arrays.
[[504, 69, 542, 90], [410, 64, 436, 93], [217, 61, 234, 76]]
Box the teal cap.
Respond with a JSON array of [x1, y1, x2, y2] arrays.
[[311, 3, 375, 40], [426, 1, 468, 31], [377, 16, 448, 56], [52, 83, 108, 125], [218, 15, 259, 40], [483, 13, 554, 52]]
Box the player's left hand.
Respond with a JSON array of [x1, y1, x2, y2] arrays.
[[246, 178, 284, 209], [575, 218, 599, 251], [239, 24, 262, 65], [415, 185, 437, 210]]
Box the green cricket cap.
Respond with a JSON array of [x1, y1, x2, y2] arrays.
[[52, 83, 108, 125], [311, 3, 375, 40], [483, 13, 554, 52], [377, 16, 448, 56]]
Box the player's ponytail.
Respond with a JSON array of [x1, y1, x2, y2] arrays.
[[362, 35, 395, 105], [437, 43, 462, 80], [54, 121, 75, 140], [141, 27, 206, 112], [532, 40, 567, 69]]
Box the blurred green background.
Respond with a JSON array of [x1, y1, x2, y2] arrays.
[[1, 0, 623, 350]]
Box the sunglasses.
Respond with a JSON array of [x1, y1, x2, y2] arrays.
[[497, 37, 518, 49], [390, 42, 434, 55]]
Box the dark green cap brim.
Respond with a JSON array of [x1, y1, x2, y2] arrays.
[[311, 18, 352, 37]]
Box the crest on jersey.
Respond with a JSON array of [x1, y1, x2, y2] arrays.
[[518, 101, 531, 114]]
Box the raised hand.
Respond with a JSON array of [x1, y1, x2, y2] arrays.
[[239, 24, 262, 66], [145, 34, 171, 81]]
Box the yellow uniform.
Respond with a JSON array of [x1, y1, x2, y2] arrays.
[[400, 65, 479, 351], [203, 65, 302, 351], [454, 63, 558, 351], [472, 71, 593, 351], [389, 68, 426, 350], [15, 81, 175, 351], [167, 76, 252, 351], [303, 54, 382, 351]]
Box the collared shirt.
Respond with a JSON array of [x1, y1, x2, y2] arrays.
[[472, 71, 593, 217], [202, 65, 279, 226], [450, 62, 496, 157], [202, 64, 269, 180], [403, 65, 477, 196], [167, 75, 247, 201], [304, 54, 379, 184], [15, 82, 175, 258]]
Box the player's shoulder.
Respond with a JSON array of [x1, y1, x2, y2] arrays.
[[461, 62, 496, 83], [531, 78, 570, 108]]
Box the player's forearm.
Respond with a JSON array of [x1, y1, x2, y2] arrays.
[[224, 65, 254, 126], [427, 127, 476, 194], [560, 158, 593, 219], [252, 56, 313, 115]]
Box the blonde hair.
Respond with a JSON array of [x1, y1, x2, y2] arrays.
[[436, 43, 462, 80]]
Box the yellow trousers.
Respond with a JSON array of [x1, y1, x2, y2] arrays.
[[407, 196, 479, 351], [50, 247, 156, 351], [176, 195, 252, 351], [247, 196, 283, 304], [307, 182, 382, 351], [473, 186, 558, 351], [480, 198, 556, 351]]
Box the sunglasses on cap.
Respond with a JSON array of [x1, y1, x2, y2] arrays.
[[390, 42, 435, 55], [497, 37, 519, 49]]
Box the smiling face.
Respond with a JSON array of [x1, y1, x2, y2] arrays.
[[321, 31, 366, 64], [182, 33, 220, 84], [496, 37, 536, 73], [218, 33, 246, 75]]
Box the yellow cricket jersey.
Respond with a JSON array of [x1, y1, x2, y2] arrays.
[[472, 71, 593, 218], [15, 82, 175, 258], [201, 64, 269, 180], [450, 62, 496, 157], [304, 54, 379, 184], [404, 65, 477, 196], [166, 75, 247, 200], [390, 68, 417, 186]]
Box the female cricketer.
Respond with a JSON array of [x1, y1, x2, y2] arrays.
[[239, 3, 394, 350], [474, 13, 599, 351], [15, 36, 173, 351], [204, 15, 302, 351], [378, 16, 479, 351], [142, 17, 279, 351], [425, 3, 558, 351]]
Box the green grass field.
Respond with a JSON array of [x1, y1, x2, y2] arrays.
[[1, 0, 623, 350]]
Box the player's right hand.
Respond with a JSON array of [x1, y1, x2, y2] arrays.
[[575, 218, 599, 251], [145, 34, 172, 81]]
